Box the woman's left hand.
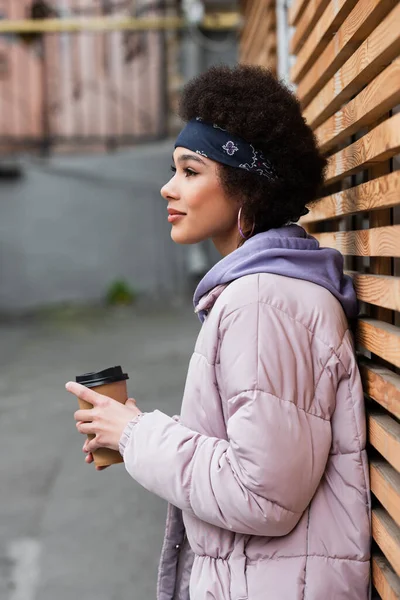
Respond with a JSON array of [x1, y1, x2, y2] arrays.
[[66, 381, 142, 453]]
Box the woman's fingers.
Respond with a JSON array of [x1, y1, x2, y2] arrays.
[[77, 421, 96, 435], [83, 437, 108, 470], [66, 382, 105, 407], [74, 408, 95, 422]]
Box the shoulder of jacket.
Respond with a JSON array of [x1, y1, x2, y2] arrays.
[[214, 273, 349, 351]]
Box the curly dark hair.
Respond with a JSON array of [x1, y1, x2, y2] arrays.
[[178, 64, 327, 237]]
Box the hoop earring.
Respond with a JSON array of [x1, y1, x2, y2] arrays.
[[238, 206, 255, 240]]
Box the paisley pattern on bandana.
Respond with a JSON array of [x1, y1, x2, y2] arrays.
[[222, 141, 239, 156], [239, 145, 278, 179], [196, 150, 208, 157]]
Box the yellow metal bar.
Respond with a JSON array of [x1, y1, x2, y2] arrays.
[[0, 12, 241, 34]]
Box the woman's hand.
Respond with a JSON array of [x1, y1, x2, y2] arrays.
[[66, 381, 142, 455]]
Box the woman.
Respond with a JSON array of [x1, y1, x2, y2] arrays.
[[67, 65, 371, 599]]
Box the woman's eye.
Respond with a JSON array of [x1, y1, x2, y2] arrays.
[[184, 168, 197, 177]]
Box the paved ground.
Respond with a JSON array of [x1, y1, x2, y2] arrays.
[[0, 302, 200, 600]]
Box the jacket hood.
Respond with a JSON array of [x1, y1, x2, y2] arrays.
[[193, 224, 358, 322]]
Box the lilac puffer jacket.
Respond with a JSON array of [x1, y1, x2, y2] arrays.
[[120, 272, 371, 599]]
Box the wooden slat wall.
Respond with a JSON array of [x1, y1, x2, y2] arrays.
[[240, 0, 277, 74], [241, 0, 400, 596], [295, 0, 400, 594]]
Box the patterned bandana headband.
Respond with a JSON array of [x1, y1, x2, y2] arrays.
[[174, 118, 278, 180]]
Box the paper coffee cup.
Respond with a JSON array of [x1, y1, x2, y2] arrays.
[[75, 366, 129, 468]]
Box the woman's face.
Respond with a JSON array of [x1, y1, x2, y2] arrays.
[[160, 147, 240, 255]]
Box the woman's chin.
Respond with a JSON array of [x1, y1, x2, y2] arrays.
[[170, 227, 206, 245]]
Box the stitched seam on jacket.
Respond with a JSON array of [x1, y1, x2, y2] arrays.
[[337, 335, 362, 453], [332, 339, 370, 507], [228, 389, 330, 422], [246, 554, 369, 564], [192, 350, 216, 368], [192, 553, 369, 563], [187, 436, 211, 510], [303, 506, 311, 600], [312, 350, 335, 401], [330, 448, 364, 456], [221, 298, 348, 354]]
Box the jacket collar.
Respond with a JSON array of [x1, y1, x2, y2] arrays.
[[194, 284, 229, 319]]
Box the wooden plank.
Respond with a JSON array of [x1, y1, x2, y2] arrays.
[[296, 0, 397, 108], [301, 171, 400, 223], [324, 113, 400, 185], [247, 2, 273, 59], [368, 119, 393, 324], [368, 413, 400, 473], [289, 0, 330, 54], [314, 58, 400, 153], [240, 0, 265, 62], [357, 319, 400, 369], [302, 3, 400, 129], [290, 0, 358, 84], [372, 508, 400, 577], [372, 554, 400, 599], [288, 0, 309, 26], [371, 460, 400, 527], [314, 226, 400, 258], [348, 273, 400, 312], [359, 360, 400, 419], [249, 5, 276, 66], [240, 0, 277, 68], [240, 0, 262, 62]]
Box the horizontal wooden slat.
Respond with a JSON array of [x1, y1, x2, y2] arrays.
[[302, 3, 400, 128], [315, 58, 400, 152], [359, 361, 400, 419], [371, 460, 400, 527], [372, 508, 400, 577], [290, 0, 358, 84], [324, 113, 400, 185], [348, 273, 400, 312], [302, 171, 400, 223], [289, 0, 330, 54], [296, 0, 397, 108], [314, 226, 400, 258], [358, 319, 400, 369], [288, 0, 309, 26], [369, 413, 400, 473], [372, 553, 400, 598]]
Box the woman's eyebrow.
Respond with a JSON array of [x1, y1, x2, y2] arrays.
[[176, 153, 207, 166]]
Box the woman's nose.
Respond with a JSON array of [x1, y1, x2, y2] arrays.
[[160, 177, 179, 201]]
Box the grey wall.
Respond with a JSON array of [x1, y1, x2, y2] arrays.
[[0, 141, 188, 314]]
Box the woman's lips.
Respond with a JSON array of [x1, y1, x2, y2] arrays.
[[168, 214, 185, 223], [167, 208, 186, 223]]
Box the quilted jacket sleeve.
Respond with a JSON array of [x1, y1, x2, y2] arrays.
[[122, 300, 334, 536]]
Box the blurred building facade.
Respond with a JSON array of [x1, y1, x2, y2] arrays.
[[0, 0, 167, 154]]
